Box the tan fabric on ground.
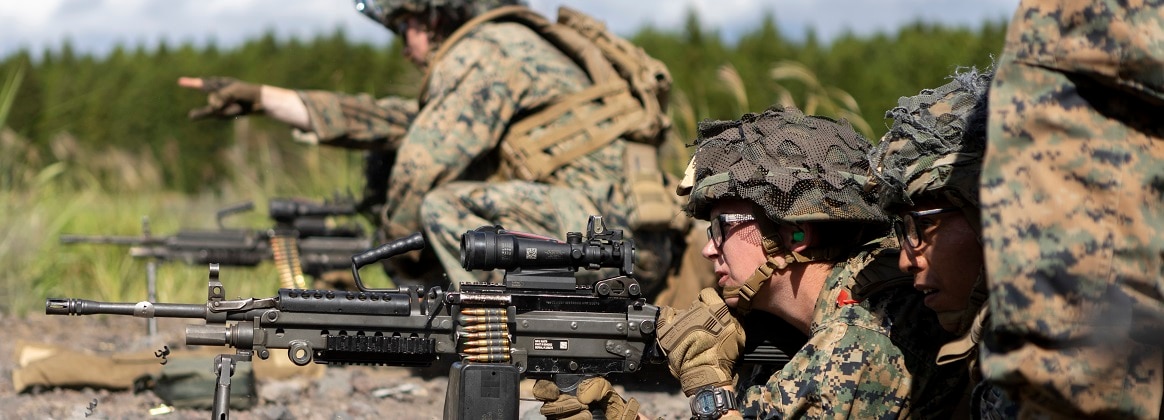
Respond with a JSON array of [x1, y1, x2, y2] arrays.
[[12, 341, 325, 392], [12, 340, 163, 392]]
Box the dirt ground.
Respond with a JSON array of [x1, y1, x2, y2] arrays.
[[0, 314, 690, 420]]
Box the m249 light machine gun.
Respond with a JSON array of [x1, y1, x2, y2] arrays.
[[60, 197, 371, 336], [47, 217, 793, 419], [60, 197, 373, 290]]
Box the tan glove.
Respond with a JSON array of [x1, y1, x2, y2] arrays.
[[532, 377, 640, 420], [187, 77, 263, 119], [656, 288, 746, 396]]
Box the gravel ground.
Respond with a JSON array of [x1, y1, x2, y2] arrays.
[[0, 314, 690, 419]]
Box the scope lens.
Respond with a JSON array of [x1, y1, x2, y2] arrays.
[[459, 227, 630, 273], [460, 230, 515, 271]]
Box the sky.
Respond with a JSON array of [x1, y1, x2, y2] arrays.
[[0, 0, 1021, 59]]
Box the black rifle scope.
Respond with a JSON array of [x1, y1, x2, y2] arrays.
[[460, 216, 634, 274]]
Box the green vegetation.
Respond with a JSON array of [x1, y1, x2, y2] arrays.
[[0, 127, 390, 314], [0, 14, 1006, 315]]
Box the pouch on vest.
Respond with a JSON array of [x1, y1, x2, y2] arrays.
[[136, 356, 257, 410], [624, 142, 677, 231], [424, 5, 672, 182]]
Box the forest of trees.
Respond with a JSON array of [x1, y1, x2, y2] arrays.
[[0, 11, 1005, 193]]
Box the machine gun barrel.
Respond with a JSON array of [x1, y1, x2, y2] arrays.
[[59, 234, 164, 246], [45, 298, 210, 319]]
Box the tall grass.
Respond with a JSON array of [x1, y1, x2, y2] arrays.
[[767, 61, 873, 138], [0, 182, 286, 314], [1, 107, 387, 314], [0, 59, 21, 132], [663, 60, 875, 177]]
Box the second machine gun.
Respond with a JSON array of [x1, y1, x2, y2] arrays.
[[47, 217, 795, 419], [60, 197, 373, 290]]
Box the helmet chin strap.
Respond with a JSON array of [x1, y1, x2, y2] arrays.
[[722, 222, 822, 315], [722, 247, 820, 315], [723, 254, 787, 315]]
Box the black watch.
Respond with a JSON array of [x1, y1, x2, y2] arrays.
[[689, 386, 738, 420]]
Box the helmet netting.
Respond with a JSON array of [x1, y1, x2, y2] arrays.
[[868, 67, 993, 336], [685, 107, 885, 226], [868, 67, 992, 213]]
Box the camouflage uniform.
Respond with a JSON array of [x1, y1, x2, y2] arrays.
[[980, 0, 1164, 417], [681, 108, 964, 419], [739, 246, 965, 419], [295, 14, 664, 288], [292, 94, 415, 149], [870, 68, 1020, 419]]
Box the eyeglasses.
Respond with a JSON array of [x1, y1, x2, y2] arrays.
[[706, 214, 756, 249], [893, 207, 960, 249]]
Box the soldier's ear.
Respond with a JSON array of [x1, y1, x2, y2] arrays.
[[790, 224, 813, 254]]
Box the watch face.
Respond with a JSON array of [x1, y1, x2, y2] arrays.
[[693, 392, 717, 415]]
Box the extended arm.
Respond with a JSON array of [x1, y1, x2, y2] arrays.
[[177, 77, 416, 149], [261, 85, 311, 130]]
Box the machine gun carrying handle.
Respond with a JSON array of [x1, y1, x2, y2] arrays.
[[350, 232, 425, 292], [215, 202, 255, 229]]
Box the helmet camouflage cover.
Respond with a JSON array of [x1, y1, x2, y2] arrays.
[[868, 67, 993, 335], [353, 0, 519, 33], [683, 106, 885, 226], [868, 67, 993, 220]]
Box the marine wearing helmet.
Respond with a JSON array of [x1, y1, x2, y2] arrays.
[[681, 106, 887, 313], [658, 106, 963, 418], [868, 68, 992, 334]]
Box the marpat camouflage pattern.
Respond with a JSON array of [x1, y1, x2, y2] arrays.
[[980, 0, 1164, 417], [739, 246, 967, 419]]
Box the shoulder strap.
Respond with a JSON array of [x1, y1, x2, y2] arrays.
[[418, 6, 541, 104]]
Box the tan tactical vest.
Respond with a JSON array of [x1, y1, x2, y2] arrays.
[[421, 5, 677, 230], [420, 5, 672, 181]]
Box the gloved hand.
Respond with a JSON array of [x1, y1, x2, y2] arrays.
[[182, 77, 263, 119], [532, 377, 640, 420], [656, 288, 746, 396]]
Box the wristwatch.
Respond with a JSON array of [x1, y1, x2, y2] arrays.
[[689, 386, 738, 420]]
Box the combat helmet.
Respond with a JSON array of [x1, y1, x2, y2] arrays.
[[867, 67, 993, 334], [354, 0, 519, 35], [869, 67, 991, 233], [679, 106, 886, 313]]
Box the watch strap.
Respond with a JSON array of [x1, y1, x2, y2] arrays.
[[690, 387, 738, 420]]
